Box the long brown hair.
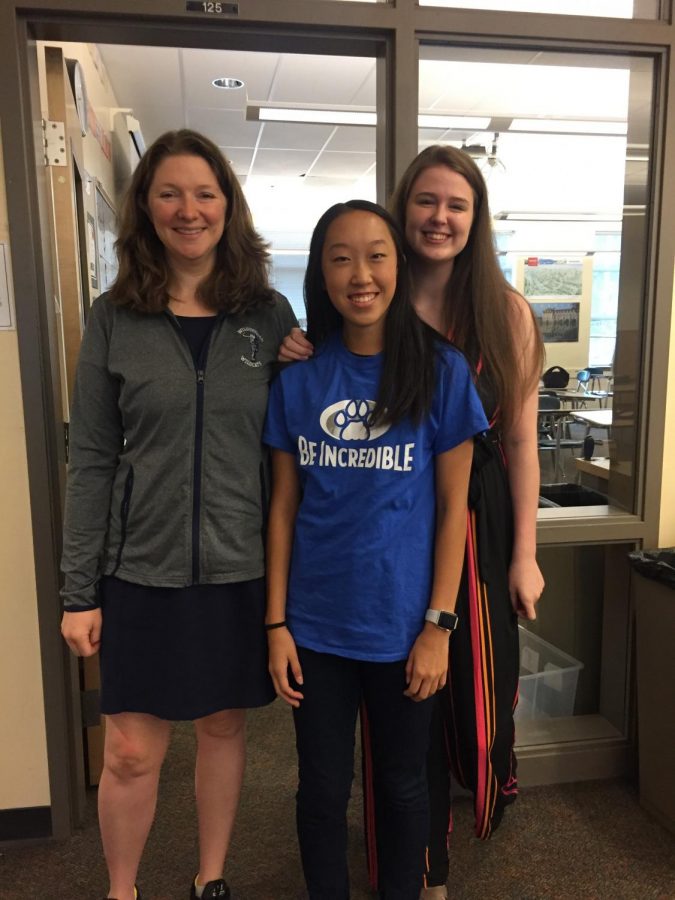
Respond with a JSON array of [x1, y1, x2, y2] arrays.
[[109, 129, 274, 313], [390, 144, 544, 427]]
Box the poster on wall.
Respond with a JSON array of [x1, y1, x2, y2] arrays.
[[524, 257, 582, 343], [95, 185, 118, 293], [86, 212, 98, 290], [530, 302, 580, 343], [524, 257, 583, 298]]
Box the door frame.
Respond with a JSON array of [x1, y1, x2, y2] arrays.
[[0, 0, 674, 839], [0, 1, 400, 839]]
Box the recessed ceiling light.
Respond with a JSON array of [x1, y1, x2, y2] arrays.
[[212, 77, 244, 90]]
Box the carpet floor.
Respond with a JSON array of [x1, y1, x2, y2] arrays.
[[1, 701, 674, 899]]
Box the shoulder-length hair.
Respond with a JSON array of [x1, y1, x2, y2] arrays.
[[304, 199, 441, 426], [390, 144, 544, 426], [108, 129, 274, 313]]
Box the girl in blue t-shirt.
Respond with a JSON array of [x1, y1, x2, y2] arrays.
[[263, 200, 487, 900]]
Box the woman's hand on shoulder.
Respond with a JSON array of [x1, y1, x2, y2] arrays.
[[278, 327, 314, 362], [508, 555, 544, 620], [61, 608, 102, 657], [404, 623, 450, 701], [268, 627, 305, 707]]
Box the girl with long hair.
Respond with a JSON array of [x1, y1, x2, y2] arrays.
[[61, 129, 296, 900], [264, 200, 488, 899], [280, 147, 545, 899]]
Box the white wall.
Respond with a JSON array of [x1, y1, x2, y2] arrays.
[[0, 40, 126, 817], [0, 132, 51, 811]]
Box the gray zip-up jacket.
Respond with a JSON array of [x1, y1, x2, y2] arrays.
[[61, 291, 297, 610]]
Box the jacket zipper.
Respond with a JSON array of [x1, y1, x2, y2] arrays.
[[169, 312, 219, 585], [192, 364, 206, 584]]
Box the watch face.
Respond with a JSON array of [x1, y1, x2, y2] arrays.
[[425, 609, 459, 631], [437, 611, 459, 631]]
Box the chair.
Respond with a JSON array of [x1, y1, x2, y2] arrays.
[[576, 369, 591, 392], [538, 394, 561, 440], [586, 365, 605, 392], [538, 395, 585, 481]]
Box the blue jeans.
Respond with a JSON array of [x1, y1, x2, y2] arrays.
[[292, 646, 434, 900]]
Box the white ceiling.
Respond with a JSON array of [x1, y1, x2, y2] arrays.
[[94, 43, 643, 261], [98, 46, 378, 184]]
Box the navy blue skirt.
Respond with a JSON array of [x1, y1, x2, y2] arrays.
[[99, 576, 276, 720]]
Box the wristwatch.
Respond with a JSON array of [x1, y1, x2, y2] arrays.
[[425, 608, 459, 632]]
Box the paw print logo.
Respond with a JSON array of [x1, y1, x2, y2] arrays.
[[319, 399, 391, 441], [334, 400, 372, 440]]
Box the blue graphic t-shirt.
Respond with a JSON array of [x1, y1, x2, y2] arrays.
[[263, 332, 488, 662]]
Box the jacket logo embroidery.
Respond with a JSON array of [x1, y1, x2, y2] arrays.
[[237, 326, 264, 368]]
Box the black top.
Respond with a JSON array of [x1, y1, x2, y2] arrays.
[[176, 314, 217, 364]]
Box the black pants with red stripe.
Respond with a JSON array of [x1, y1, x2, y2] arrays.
[[363, 431, 520, 891], [423, 431, 520, 886]]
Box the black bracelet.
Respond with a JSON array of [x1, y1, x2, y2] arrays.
[[265, 620, 287, 631]]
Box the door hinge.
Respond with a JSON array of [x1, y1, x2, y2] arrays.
[[42, 119, 66, 166], [63, 421, 70, 463]]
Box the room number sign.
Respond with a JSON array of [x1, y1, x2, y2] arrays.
[[185, 1, 239, 13]]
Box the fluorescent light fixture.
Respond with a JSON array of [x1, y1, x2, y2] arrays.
[[509, 118, 627, 136], [418, 115, 490, 130], [247, 106, 490, 130], [246, 105, 629, 137], [494, 211, 623, 222], [248, 106, 376, 126]]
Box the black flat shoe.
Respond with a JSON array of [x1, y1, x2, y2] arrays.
[[189, 876, 231, 899], [105, 887, 141, 900]]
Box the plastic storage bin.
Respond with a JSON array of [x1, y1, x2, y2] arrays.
[[539, 482, 607, 507], [515, 626, 584, 720]]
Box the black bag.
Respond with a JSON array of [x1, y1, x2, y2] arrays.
[[628, 549, 675, 588], [542, 365, 569, 389]]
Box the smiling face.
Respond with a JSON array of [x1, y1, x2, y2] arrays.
[[404, 164, 475, 275], [321, 209, 398, 353], [146, 153, 227, 271]]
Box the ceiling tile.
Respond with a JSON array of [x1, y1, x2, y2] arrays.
[[309, 151, 375, 179], [181, 48, 280, 109], [130, 104, 184, 145], [269, 54, 376, 105], [223, 147, 255, 177], [251, 149, 319, 178], [187, 108, 261, 148], [258, 122, 335, 151], [98, 44, 182, 99], [326, 126, 376, 152]]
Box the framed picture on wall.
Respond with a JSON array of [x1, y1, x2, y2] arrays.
[[523, 257, 583, 299], [530, 301, 580, 343], [86, 212, 98, 291], [95, 184, 118, 293], [523, 257, 583, 344]]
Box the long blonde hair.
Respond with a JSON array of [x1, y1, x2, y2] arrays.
[[390, 145, 544, 426]]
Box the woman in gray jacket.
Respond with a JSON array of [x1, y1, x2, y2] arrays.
[[60, 129, 296, 900]]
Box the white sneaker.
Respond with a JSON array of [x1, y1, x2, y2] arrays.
[[419, 887, 448, 900]]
